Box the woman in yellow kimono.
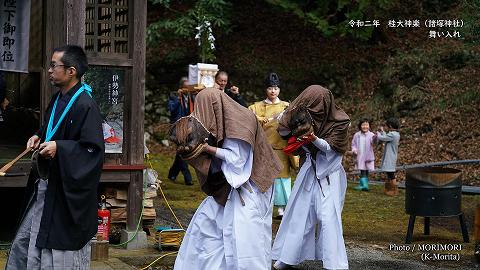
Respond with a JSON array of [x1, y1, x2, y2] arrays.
[[249, 72, 298, 218]]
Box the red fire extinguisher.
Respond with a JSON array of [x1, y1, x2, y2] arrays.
[[97, 195, 111, 241]]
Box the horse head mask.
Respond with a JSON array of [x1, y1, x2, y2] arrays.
[[168, 116, 214, 160], [287, 105, 315, 138]]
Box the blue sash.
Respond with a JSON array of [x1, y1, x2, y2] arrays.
[[45, 83, 93, 142]]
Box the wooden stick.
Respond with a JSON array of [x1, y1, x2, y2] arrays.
[[0, 172, 27, 177], [0, 148, 32, 173]]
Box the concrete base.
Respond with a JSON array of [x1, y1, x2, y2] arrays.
[[120, 230, 147, 250]]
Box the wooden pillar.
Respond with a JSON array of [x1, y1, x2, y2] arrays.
[[65, 0, 86, 46], [42, 0, 64, 114], [126, 0, 146, 232], [42, 0, 86, 116]]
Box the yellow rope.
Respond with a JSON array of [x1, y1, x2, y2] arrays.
[[146, 154, 184, 230], [138, 251, 178, 270], [140, 154, 185, 269]]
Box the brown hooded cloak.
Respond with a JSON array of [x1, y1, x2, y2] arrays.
[[188, 88, 282, 206], [278, 85, 350, 158]]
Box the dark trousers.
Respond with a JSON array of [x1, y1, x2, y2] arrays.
[[168, 154, 192, 184], [386, 171, 395, 180]]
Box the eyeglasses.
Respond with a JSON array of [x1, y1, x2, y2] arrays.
[[49, 63, 66, 69]]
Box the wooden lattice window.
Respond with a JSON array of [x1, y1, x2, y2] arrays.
[[85, 0, 129, 54]]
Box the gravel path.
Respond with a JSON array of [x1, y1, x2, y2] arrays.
[[117, 243, 474, 270], [294, 242, 475, 270]]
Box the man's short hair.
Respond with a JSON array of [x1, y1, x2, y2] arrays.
[[179, 76, 188, 88], [215, 70, 228, 80], [53, 45, 88, 79]]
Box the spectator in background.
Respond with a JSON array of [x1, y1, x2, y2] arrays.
[[377, 117, 401, 196], [168, 77, 190, 121], [167, 77, 193, 185], [351, 117, 376, 191], [214, 70, 248, 107], [248, 72, 298, 218]]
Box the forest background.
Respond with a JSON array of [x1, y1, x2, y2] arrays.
[[145, 0, 480, 184]]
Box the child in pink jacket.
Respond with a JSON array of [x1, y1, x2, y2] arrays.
[[351, 118, 376, 191]]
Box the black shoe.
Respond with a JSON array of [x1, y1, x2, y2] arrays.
[[185, 181, 193, 186], [168, 176, 176, 182]]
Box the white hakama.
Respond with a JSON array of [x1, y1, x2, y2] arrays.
[[272, 138, 348, 269], [174, 138, 274, 270]]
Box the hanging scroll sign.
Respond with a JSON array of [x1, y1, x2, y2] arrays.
[[0, 0, 31, 73]]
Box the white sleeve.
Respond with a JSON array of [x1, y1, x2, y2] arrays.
[[312, 137, 332, 153], [276, 110, 284, 120], [214, 148, 227, 160], [216, 138, 253, 188], [313, 138, 343, 180]]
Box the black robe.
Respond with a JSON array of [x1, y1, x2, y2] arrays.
[[225, 88, 248, 107], [20, 82, 104, 250]]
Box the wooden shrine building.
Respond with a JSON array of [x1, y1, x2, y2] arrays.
[[0, 0, 147, 248]]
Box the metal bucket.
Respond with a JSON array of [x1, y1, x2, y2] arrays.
[[405, 167, 462, 217]]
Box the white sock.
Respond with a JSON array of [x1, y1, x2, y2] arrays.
[[273, 260, 289, 270], [277, 207, 284, 216]]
